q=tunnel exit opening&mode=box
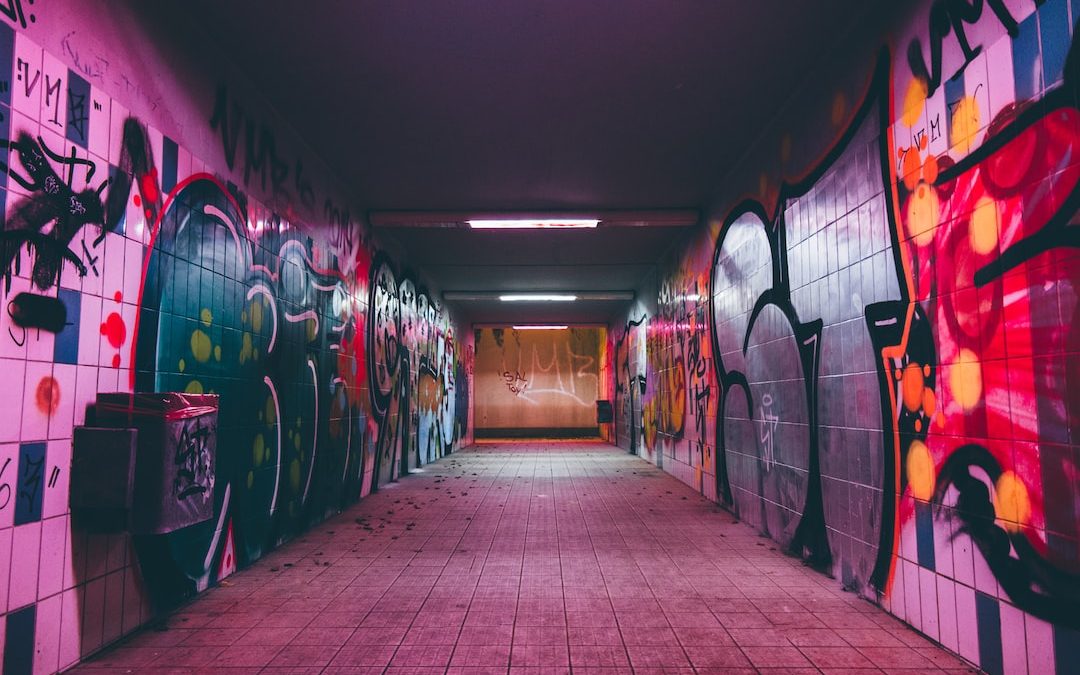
[472,324,608,440]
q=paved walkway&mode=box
[74,441,977,674]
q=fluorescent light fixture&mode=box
[468,219,599,229]
[513,325,568,330]
[499,294,578,302]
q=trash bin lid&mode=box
[97,393,219,420]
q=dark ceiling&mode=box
[164,1,882,325]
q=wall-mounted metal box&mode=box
[89,393,219,534]
[70,426,138,532]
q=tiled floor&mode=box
[73,441,978,674]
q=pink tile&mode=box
[999,601,1027,675]
[9,521,42,610]
[37,515,67,600]
[42,440,71,519]
[33,593,62,675]
[936,575,959,653]
[57,587,82,670]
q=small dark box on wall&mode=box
[70,427,138,532]
[93,393,219,534]
[596,400,613,424]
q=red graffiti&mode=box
[101,312,126,349]
[897,100,1080,583]
[35,376,60,415]
[140,168,160,204]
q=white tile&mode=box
[919,565,940,641]
[0,278,30,361]
[99,236,126,344]
[21,360,52,442]
[122,238,145,305]
[47,364,76,441]
[932,509,955,578]
[87,86,111,162]
[0,360,26,444]
[952,526,976,587]
[57,588,81,670]
[76,292,102,367]
[39,51,67,134]
[106,99,129,167]
[1025,612,1055,675]
[12,31,43,119]
[63,528,85,591]
[985,32,1017,126]
[9,520,42,609]
[1000,601,1028,675]
[0,443,15,529]
[24,314,56,365]
[889,555,906,622]
[95,365,118,393]
[936,574,959,653]
[72,364,99,428]
[32,592,62,675]
[37,514,67,600]
[955,583,980,665]
[0,527,11,613]
[903,558,923,631]
[972,539,1000,596]
[42,439,70,519]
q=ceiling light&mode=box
[499,294,578,302]
[513,325,568,330]
[468,219,599,229]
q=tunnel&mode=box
[1,1,1078,673]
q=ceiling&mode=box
[155,0,884,325]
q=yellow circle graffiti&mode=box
[949,348,982,411]
[902,77,928,128]
[970,196,1000,255]
[253,433,265,467]
[994,471,1031,532]
[906,440,935,501]
[190,329,213,363]
[905,182,940,246]
[951,96,981,154]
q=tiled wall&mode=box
[612,1,1080,672]
[0,4,471,674]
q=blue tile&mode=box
[52,287,81,364]
[65,69,91,148]
[1040,0,1071,88]
[2,603,35,675]
[914,499,936,570]
[1013,11,1043,101]
[944,74,966,150]
[0,21,13,109]
[975,591,1004,675]
[14,442,45,526]
[162,135,178,193]
[1054,624,1080,675]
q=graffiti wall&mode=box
[0,3,470,674]
[615,1,1080,672]
[474,327,602,436]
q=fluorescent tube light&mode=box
[468,219,599,229]
[499,294,578,302]
[512,325,568,330]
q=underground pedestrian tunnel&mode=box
[2,1,1078,673]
